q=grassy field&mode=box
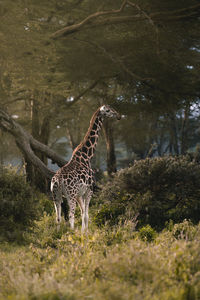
[1,216,200,300]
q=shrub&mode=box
[94,156,200,229]
[0,166,42,241]
[39,192,54,215]
[138,224,157,242]
[31,214,69,248]
[172,219,197,241]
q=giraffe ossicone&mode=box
[51,104,121,232]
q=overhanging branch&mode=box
[51,0,127,38]
[51,2,200,39]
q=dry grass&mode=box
[0,217,200,300]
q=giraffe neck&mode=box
[72,110,103,165]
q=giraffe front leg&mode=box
[69,212,75,230]
[77,196,86,233]
[81,207,86,233]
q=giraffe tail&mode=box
[50,177,60,201]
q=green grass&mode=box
[1,217,200,300]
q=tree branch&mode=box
[67,79,100,107]
[16,139,54,180]
[72,37,152,82]
[51,2,200,39]
[51,0,127,38]
[0,109,67,179]
[29,137,67,167]
[70,37,200,98]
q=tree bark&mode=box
[169,113,179,155]
[103,119,117,176]
[66,125,77,150]
[30,99,51,191]
[180,105,190,155]
[0,109,67,181]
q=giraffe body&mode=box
[51,105,120,231]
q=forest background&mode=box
[0,0,200,190]
[1,1,200,299]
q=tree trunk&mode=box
[25,99,51,191]
[0,108,67,183]
[103,119,117,176]
[169,113,179,155]
[66,124,77,150]
[180,105,190,155]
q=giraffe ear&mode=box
[100,105,106,112]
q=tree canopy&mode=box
[0,0,200,187]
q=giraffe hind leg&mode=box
[78,192,92,233]
[62,188,76,230]
[51,180,62,223]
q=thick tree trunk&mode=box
[24,159,34,183]
[25,99,40,186]
[169,113,179,155]
[180,105,190,155]
[40,115,51,163]
[66,125,77,150]
[30,99,51,191]
[0,109,67,182]
[103,119,117,176]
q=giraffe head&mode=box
[99,105,121,120]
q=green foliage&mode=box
[172,219,198,241]
[93,201,128,227]
[0,167,51,242]
[1,0,200,174]
[1,218,200,300]
[94,156,200,229]
[38,193,54,216]
[138,224,157,242]
[31,214,69,248]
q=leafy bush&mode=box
[172,219,198,241]
[0,167,42,241]
[39,192,54,215]
[94,156,200,229]
[31,214,69,248]
[138,224,157,242]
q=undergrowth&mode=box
[1,216,200,300]
[1,164,200,299]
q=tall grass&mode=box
[1,217,200,300]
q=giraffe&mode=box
[51,105,121,232]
